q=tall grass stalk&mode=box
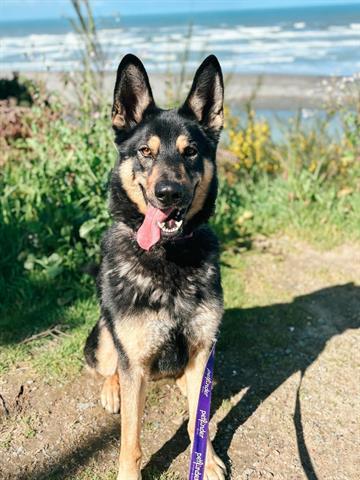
[64,0,107,115]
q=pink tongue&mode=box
[136,206,171,251]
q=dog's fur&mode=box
[84,54,226,480]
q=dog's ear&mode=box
[180,55,224,139]
[112,54,155,130]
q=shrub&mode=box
[223,73,360,185]
[0,104,112,303]
[224,105,278,181]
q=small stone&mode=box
[77,401,95,411]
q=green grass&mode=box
[0,284,99,377]
[213,173,360,249]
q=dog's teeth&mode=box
[157,219,183,234]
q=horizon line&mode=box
[1,2,359,24]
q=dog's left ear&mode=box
[112,54,155,131]
[180,55,224,139]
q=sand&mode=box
[2,70,330,110]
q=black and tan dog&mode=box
[84,54,226,480]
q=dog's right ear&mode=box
[180,55,224,140]
[112,54,155,131]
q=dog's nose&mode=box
[155,181,183,205]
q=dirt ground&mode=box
[1,237,359,480]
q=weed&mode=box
[164,23,195,108]
[22,415,37,439]
[146,383,162,408]
[63,0,107,116]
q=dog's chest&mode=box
[104,253,222,376]
[115,299,221,378]
[105,253,216,316]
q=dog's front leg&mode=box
[185,349,226,480]
[117,366,146,480]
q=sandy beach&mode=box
[2,71,330,110]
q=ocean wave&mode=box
[2,36,358,60]
[3,23,359,48]
[294,22,306,29]
[1,21,359,75]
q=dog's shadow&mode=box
[143,282,359,480]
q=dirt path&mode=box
[1,237,359,480]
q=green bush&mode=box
[0,106,113,307]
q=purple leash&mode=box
[188,342,216,480]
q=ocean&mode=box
[1,4,359,75]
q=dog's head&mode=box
[109,54,224,250]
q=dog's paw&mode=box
[205,453,226,480]
[100,375,120,414]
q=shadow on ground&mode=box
[16,283,360,480]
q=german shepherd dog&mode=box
[84,54,226,480]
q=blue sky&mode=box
[1,0,359,22]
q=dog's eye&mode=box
[139,146,152,157]
[183,146,197,157]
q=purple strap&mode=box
[188,343,216,480]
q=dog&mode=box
[84,53,226,480]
